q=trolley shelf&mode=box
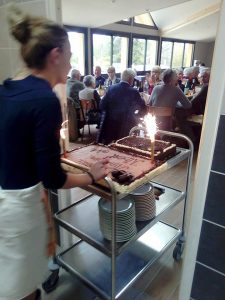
[57,221,181,300]
[54,182,185,256]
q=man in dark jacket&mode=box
[98,68,147,144]
[94,66,105,88]
[66,69,84,139]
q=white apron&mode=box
[0,183,48,300]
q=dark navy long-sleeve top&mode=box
[0,75,67,189]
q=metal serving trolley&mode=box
[54,129,194,300]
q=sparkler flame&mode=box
[143,113,157,142]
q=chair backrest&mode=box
[79,99,94,113]
[79,99,100,125]
[148,106,173,117]
[148,106,174,131]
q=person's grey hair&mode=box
[199,67,210,76]
[183,67,194,77]
[83,75,95,87]
[107,66,115,73]
[162,69,177,84]
[95,65,101,71]
[175,68,183,75]
[71,69,80,79]
[151,65,161,73]
[121,68,136,82]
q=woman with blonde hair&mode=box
[0,5,108,300]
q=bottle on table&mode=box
[191,79,196,94]
[184,80,189,96]
[143,80,148,93]
[138,81,143,93]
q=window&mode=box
[132,37,158,71]
[112,36,129,73]
[93,34,111,74]
[132,38,145,71]
[183,43,194,68]
[160,41,172,69]
[134,12,156,28]
[146,40,158,70]
[68,32,85,75]
[160,40,194,69]
[172,42,184,68]
[92,33,129,73]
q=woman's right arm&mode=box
[62,159,109,188]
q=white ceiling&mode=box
[61,0,221,42]
[152,0,221,42]
[61,0,191,27]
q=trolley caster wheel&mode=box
[173,243,184,261]
[42,269,59,293]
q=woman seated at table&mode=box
[79,75,101,108]
[149,69,191,130]
[79,75,101,127]
[147,65,162,95]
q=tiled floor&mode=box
[42,127,197,300]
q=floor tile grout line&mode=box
[211,169,225,176]
[196,261,225,278]
[203,218,225,230]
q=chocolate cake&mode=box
[113,136,176,160]
[61,143,169,193]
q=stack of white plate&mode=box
[98,198,137,242]
[129,183,156,221]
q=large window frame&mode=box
[64,25,88,75]
[160,38,195,69]
[131,34,160,73]
[91,29,130,74]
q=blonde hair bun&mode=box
[7,4,31,44]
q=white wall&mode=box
[0,0,62,84]
[194,41,215,67]
[179,0,225,298]
[0,0,46,83]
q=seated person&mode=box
[150,69,191,131]
[191,68,210,115]
[67,69,84,108]
[79,75,101,127]
[183,67,195,91]
[105,66,120,87]
[147,65,162,95]
[67,69,84,139]
[98,68,147,145]
[79,75,101,108]
[150,69,191,109]
[94,66,105,88]
[183,67,199,93]
[175,68,185,92]
[192,66,200,86]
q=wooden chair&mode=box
[67,97,79,142]
[79,99,99,140]
[148,106,174,131]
